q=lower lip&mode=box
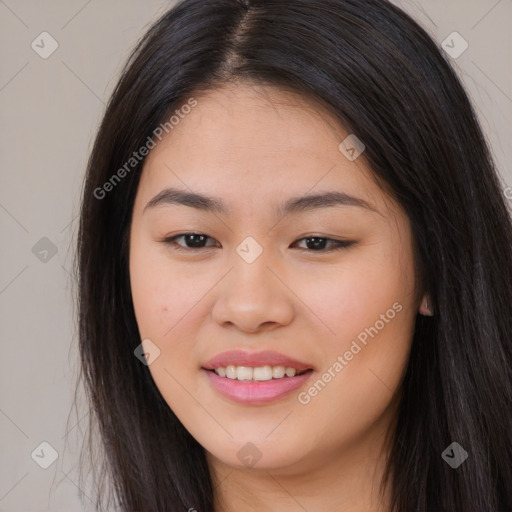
[203,369,313,405]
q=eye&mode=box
[162,233,219,251]
[292,236,355,252]
[161,233,355,252]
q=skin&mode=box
[129,82,424,512]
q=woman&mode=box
[75,0,512,510]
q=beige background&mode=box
[0,1,510,510]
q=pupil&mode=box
[187,234,206,247]
[307,237,326,250]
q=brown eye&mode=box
[162,233,219,251]
[292,237,355,252]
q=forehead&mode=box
[136,83,392,217]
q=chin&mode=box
[202,433,311,472]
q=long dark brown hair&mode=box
[74,0,512,510]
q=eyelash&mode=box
[161,233,356,253]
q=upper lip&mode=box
[202,350,314,372]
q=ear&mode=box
[419,294,434,316]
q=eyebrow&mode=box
[143,187,380,217]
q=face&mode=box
[129,83,419,475]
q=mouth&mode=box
[202,367,314,405]
[201,350,315,405]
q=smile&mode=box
[203,367,314,405]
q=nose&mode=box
[210,252,295,334]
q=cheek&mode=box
[302,246,415,346]
[294,272,415,445]
[129,240,219,388]
[129,238,192,341]
[129,247,206,401]
[299,239,416,399]
[130,252,171,338]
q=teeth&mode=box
[226,365,237,379]
[253,366,273,381]
[236,366,253,381]
[213,365,304,381]
[272,366,286,379]
[285,367,296,377]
